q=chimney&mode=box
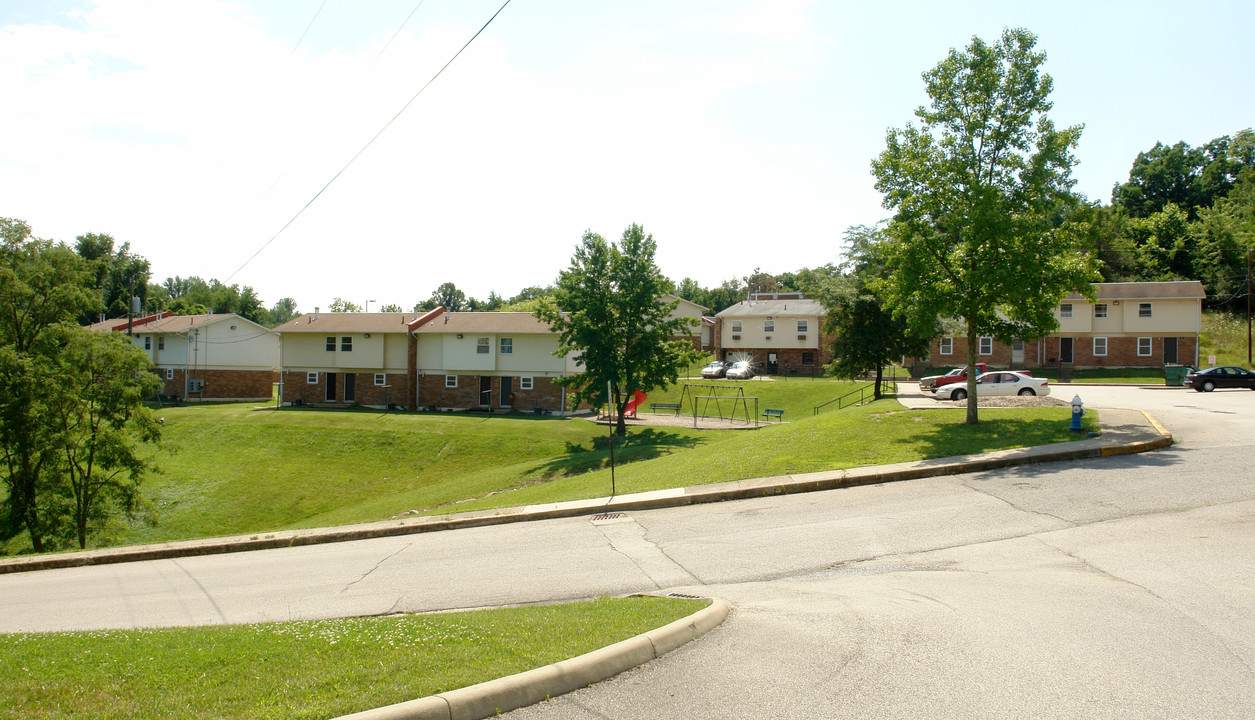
[314,307,319,321]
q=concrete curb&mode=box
[0,412,1174,576]
[332,597,730,720]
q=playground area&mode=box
[593,383,780,430]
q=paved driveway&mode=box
[2,386,1252,718]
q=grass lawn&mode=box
[0,595,705,720]
[2,377,1098,554]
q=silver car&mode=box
[725,361,755,380]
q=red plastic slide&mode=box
[623,389,648,417]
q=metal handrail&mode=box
[813,375,905,416]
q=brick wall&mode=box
[925,335,1197,369]
[281,371,409,407]
[416,374,574,413]
[162,369,276,400]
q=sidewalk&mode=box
[0,400,1172,576]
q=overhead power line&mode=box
[376,0,429,61]
[292,0,330,53]
[226,0,514,283]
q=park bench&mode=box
[761,408,785,422]
[650,402,682,415]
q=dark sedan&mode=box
[1184,365,1255,392]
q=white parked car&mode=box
[725,361,755,380]
[933,371,1050,401]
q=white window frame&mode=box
[158,337,165,350]
[1093,337,1107,356]
[1138,303,1153,318]
[520,376,534,390]
[797,320,808,333]
[731,320,742,333]
[1137,337,1152,356]
[307,372,319,384]
[1060,303,1073,319]
[325,336,336,352]
[477,338,490,354]
[340,336,352,352]
[1094,303,1108,319]
[940,337,953,355]
[445,375,458,388]
[165,368,174,380]
[979,337,993,355]
[764,319,775,333]
[143,336,151,350]
[374,373,386,386]
[500,337,513,354]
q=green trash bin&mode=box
[1164,364,1186,386]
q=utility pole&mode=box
[1247,248,1251,366]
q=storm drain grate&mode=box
[667,593,704,599]
[592,513,624,521]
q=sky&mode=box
[3,0,1254,314]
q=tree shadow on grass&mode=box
[529,429,704,479]
[882,411,1102,461]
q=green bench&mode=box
[650,402,682,414]
[761,408,784,422]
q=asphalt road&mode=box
[2,385,1252,718]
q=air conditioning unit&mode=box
[798,334,807,340]
[731,335,741,340]
[765,336,772,340]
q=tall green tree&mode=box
[537,225,704,435]
[870,28,1097,423]
[430,282,467,312]
[48,329,162,548]
[821,226,933,398]
[328,298,362,313]
[1,219,100,551]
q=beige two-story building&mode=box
[275,311,417,407]
[712,293,830,374]
[410,311,580,414]
[922,281,1206,370]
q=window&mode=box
[764,319,775,333]
[1094,303,1108,319]
[797,320,808,333]
[731,320,742,333]
[979,337,993,355]
[1093,337,1107,356]
[340,336,352,352]
[1060,303,1073,318]
[500,337,513,354]
[307,372,319,384]
[1138,303,1152,318]
[165,368,174,380]
[445,375,458,388]
[802,352,815,366]
[940,337,953,355]
[477,338,490,354]
[1138,337,1152,356]
[520,377,534,390]
[158,337,165,350]
[326,336,335,352]
[143,336,151,350]
[374,373,386,386]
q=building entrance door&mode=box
[767,352,778,374]
[501,377,513,408]
[1164,337,1178,364]
[479,376,492,407]
[344,374,355,403]
[325,373,337,402]
[1059,338,1074,364]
